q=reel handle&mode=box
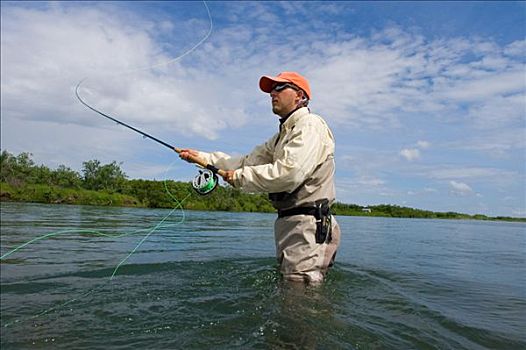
[174,147,227,177]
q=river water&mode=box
[1,202,525,349]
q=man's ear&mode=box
[297,90,308,105]
[296,90,305,102]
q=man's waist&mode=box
[277,206,318,218]
[277,199,331,218]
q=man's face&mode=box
[270,83,302,117]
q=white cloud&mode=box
[335,176,387,196]
[0,3,249,143]
[400,148,420,161]
[3,4,524,139]
[417,140,431,149]
[449,180,474,196]
[406,164,521,193]
[357,177,386,187]
[426,166,516,180]
[399,141,430,162]
[504,40,526,57]
[511,208,526,217]
[467,93,525,129]
[444,129,525,159]
[408,187,438,196]
[307,35,526,130]
[1,2,524,217]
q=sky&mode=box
[1,1,525,217]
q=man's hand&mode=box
[179,148,235,186]
[178,148,199,162]
[222,170,235,186]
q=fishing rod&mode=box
[75,81,224,195]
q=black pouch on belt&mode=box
[314,199,332,244]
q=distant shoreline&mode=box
[1,151,524,223]
[2,183,524,223]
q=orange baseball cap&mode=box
[259,72,311,99]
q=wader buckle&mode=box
[314,199,332,244]
[277,199,332,244]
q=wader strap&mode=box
[277,199,332,244]
[277,206,317,218]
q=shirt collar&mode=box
[279,107,310,129]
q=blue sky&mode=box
[1,1,525,217]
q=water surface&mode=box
[1,202,525,349]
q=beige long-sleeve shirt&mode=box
[198,107,335,195]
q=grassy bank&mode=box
[0,181,276,213]
[2,151,524,222]
[0,182,142,207]
[1,182,524,222]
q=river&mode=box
[1,202,525,349]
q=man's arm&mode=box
[232,118,333,193]
[180,133,278,176]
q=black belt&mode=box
[277,199,332,244]
[277,206,318,218]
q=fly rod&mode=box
[75,80,224,195]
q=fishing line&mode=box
[1,171,192,328]
[74,2,222,194]
[80,1,213,81]
[109,182,191,279]
[1,1,215,328]
[75,80,221,195]
[74,0,213,151]
[0,179,189,261]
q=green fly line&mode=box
[0,1,214,328]
[1,175,191,328]
[0,177,189,268]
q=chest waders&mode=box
[276,199,333,244]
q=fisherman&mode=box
[180,72,341,284]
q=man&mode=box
[180,72,341,284]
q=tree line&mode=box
[1,150,523,221]
[0,150,275,212]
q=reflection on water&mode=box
[1,202,525,349]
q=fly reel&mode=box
[192,169,218,195]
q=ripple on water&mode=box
[1,203,525,349]
[2,258,524,349]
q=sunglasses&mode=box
[271,83,299,93]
